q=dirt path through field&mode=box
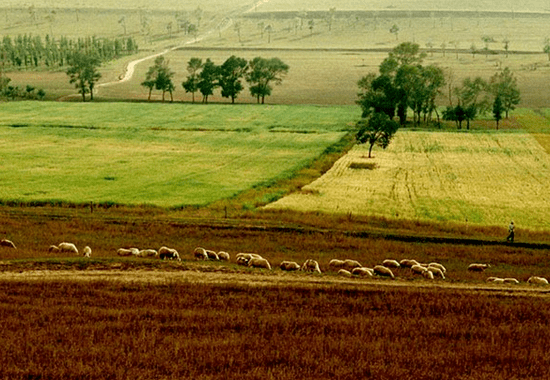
[2,268,549,298]
[96,0,271,90]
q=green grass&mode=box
[0,101,357,207]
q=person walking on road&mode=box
[507,221,515,243]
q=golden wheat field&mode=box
[266,131,550,230]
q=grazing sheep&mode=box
[352,267,374,277]
[0,239,16,249]
[486,277,505,284]
[411,264,428,275]
[422,270,434,280]
[280,261,301,271]
[138,249,158,258]
[236,256,249,266]
[468,263,490,272]
[343,259,362,270]
[399,259,420,268]
[301,259,322,274]
[193,247,209,260]
[428,262,447,273]
[205,249,220,261]
[248,257,272,270]
[117,248,135,257]
[528,276,549,285]
[48,245,60,253]
[382,259,401,268]
[328,259,346,270]
[217,251,230,261]
[158,246,181,261]
[374,265,395,279]
[58,242,78,255]
[338,269,352,278]
[82,246,92,258]
[503,278,519,284]
[236,253,263,261]
[427,266,445,280]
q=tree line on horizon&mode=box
[141,55,289,104]
[0,34,138,70]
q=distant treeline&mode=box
[244,10,550,20]
[0,34,138,70]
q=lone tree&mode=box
[493,95,505,130]
[219,55,248,103]
[356,112,399,158]
[66,51,102,101]
[246,57,289,104]
[490,67,520,118]
[197,58,219,103]
[182,57,203,103]
[141,56,175,101]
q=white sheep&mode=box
[236,253,263,262]
[373,265,394,279]
[503,278,519,284]
[158,246,181,261]
[486,277,505,284]
[399,259,420,268]
[428,262,447,273]
[338,269,352,278]
[382,259,400,268]
[411,264,428,275]
[280,261,301,271]
[0,239,16,249]
[301,259,322,274]
[343,259,362,270]
[468,263,490,272]
[422,270,434,280]
[48,245,60,253]
[82,246,92,258]
[138,249,158,258]
[193,247,209,260]
[236,256,249,266]
[117,248,134,256]
[205,249,220,261]
[217,251,230,261]
[328,259,346,270]
[248,257,272,270]
[351,267,374,277]
[527,276,549,285]
[58,242,78,255]
[427,266,445,280]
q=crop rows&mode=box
[267,131,550,230]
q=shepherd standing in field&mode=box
[507,221,515,243]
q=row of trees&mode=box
[356,42,521,155]
[141,55,289,104]
[0,73,46,101]
[443,67,520,130]
[0,34,138,70]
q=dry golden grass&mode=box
[266,131,550,230]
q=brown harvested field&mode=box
[1,275,550,379]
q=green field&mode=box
[0,102,356,207]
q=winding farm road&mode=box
[96,0,271,92]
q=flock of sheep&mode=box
[0,238,548,286]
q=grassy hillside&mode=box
[267,127,550,230]
[0,102,357,207]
